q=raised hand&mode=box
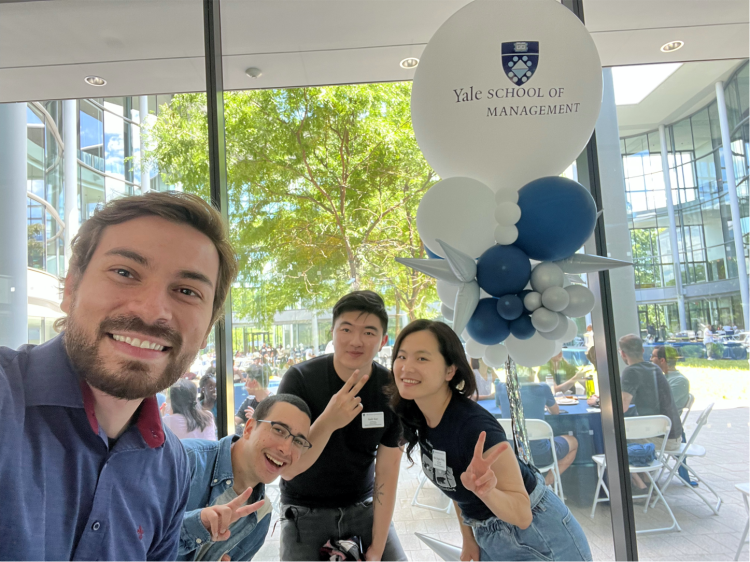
[460,432,510,500]
[200,487,264,542]
[321,369,369,430]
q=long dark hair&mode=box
[386,319,477,462]
[169,379,213,432]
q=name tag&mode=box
[433,450,447,471]
[362,412,385,428]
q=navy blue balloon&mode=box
[496,294,523,321]
[510,315,536,340]
[467,298,510,346]
[514,176,598,261]
[518,289,533,314]
[476,245,531,297]
[424,246,442,260]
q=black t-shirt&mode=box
[418,394,537,521]
[235,397,260,424]
[621,361,682,439]
[278,355,402,508]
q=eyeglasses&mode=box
[255,420,312,451]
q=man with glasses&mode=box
[178,393,313,561]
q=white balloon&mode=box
[494,202,522,226]
[410,0,603,192]
[495,188,519,204]
[441,303,454,321]
[562,318,579,343]
[553,338,564,356]
[531,262,565,293]
[483,344,509,368]
[437,280,459,305]
[505,333,557,368]
[523,291,542,312]
[541,286,570,312]
[465,338,488,358]
[531,307,559,332]
[417,177,497,258]
[562,284,596,317]
[539,313,570,340]
[494,224,518,245]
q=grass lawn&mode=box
[678,359,749,405]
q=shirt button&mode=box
[92,522,101,531]
[196,538,202,544]
[226,480,232,486]
[213,479,218,483]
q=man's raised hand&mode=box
[200,487,264,542]
[460,432,510,500]
[321,369,369,430]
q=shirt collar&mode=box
[211,434,240,486]
[25,333,165,449]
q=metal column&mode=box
[203,0,234,437]
[658,124,687,331]
[63,99,79,274]
[715,81,750,330]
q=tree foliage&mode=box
[146,84,439,326]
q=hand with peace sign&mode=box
[460,432,511,500]
[320,369,370,431]
[200,487,265,542]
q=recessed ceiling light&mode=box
[245,67,262,79]
[660,41,684,53]
[84,75,107,87]
[400,57,419,69]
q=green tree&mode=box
[146,84,438,326]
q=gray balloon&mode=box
[531,307,559,332]
[441,303,454,321]
[530,262,565,293]
[541,286,570,312]
[523,291,542,312]
[562,284,596,317]
[539,313,571,340]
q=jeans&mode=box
[465,473,592,561]
[279,500,407,561]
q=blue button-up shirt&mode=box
[179,435,272,561]
[0,335,190,560]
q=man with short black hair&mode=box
[278,291,406,561]
[0,191,238,560]
[179,394,312,561]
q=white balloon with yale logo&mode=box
[410,0,602,192]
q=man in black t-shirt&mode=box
[278,291,406,561]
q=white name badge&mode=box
[433,450,447,471]
[362,412,385,429]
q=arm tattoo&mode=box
[373,482,385,506]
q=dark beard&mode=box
[64,313,194,400]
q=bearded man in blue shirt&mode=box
[0,192,240,560]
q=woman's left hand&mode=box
[460,432,509,500]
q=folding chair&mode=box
[734,483,749,561]
[411,461,453,514]
[681,393,695,426]
[653,402,722,515]
[526,419,565,503]
[264,476,282,516]
[590,415,681,534]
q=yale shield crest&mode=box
[501,41,539,85]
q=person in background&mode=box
[235,369,271,433]
[471,358,496,401]
[178,394,313,561]
[583,325,594,350]
[389,319,591,561]
[537,352,585,394]
[164,380,217,441]
[703,324,715,358]
[199,373,218,423]
[277,291,406,561]
[0,191,238,559]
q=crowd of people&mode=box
[0,191,700,562]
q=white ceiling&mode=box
[0,0,747,104]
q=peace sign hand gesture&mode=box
[200,487,265,542]
[460,432,510,500]
[321,369,369,431]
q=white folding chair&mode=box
[264,476,282,516]
[681,393,695,426]
[653,402,722,514]
[734,483,749,561]
[411,461,453,514]
[590,415,681,534]
[526,419,565,503]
